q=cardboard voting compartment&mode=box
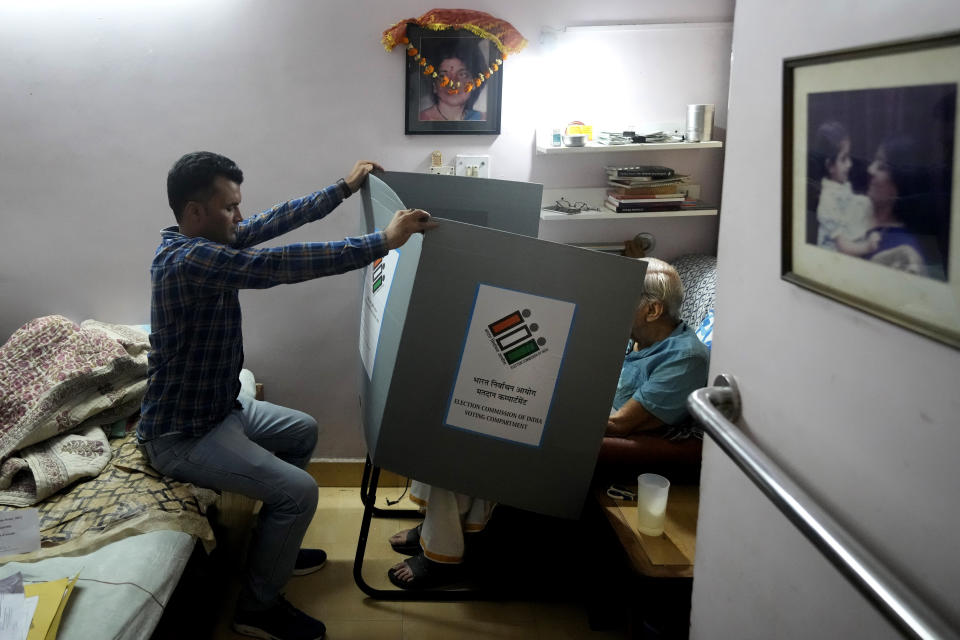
[358,173,647,519]
[376,171,543,238]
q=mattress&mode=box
[0,530,195,640]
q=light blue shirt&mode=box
[611,322,710,425]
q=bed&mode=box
[0,530,196,639]
[0,315,252,639]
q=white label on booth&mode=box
[444,284,576,446]
[359,247,400,379]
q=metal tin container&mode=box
[686,104,715,142]
[562,134,587,147]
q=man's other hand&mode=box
[384,209,439,250]
[345,161,384,193]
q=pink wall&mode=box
[0,0,734,457]
[693,0,960,637]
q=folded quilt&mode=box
[0,316,149,460]
[0,316,149,506]
[0,316,218,556]
[0,425,112,506]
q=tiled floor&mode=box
[205,487,629,640]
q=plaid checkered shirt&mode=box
[137,184,387,441]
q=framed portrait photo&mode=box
[782,32,960,348]
[404,25,502,135]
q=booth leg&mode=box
[360,455,420,519]
[352,457,498,601]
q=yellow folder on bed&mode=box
[23,573,78,640]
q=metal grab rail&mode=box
[687,375,959,640]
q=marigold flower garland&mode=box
[402,35,507,94]
[382,9,526,94]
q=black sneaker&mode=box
[233,595,326,640]
[292,548,327,576]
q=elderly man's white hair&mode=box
[639,258,684,323]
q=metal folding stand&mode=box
[352,455,496,601]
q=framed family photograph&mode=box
[404,25,503,135]
[782,32,960,348]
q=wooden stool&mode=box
[591,484,699,637]
[594,484,698,579]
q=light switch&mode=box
[455,154,490,178]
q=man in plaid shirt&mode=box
[139,151,434,640]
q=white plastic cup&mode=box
[636,473,671,536]
[686,104,715,142]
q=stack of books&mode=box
[604,165,697,213]
[607,165,675,180]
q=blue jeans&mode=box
[143,396,319,610]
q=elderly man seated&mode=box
[387,257,710,589]
[604,256,710,445]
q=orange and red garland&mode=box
[382,9,527,95]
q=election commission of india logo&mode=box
[371,258,386,294]
[485,309,547,368]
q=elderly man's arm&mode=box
[606,398,664,438]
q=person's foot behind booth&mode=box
[386,522,477,590]
[388,552,468,590]
[384,482,494,590]
[385,508,587,595]
[388,523,423,556]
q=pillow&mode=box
[672,254,717,329]
[695,308,714,350]
[239,369,258,399]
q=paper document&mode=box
[0,573,24,594]
[43,574,78,640]
[0,571,78,640]
[359,247,400,379]
[0,588,38,640]
[0,509,41,558]
[358,175,410,379]
[24,577,71,640]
